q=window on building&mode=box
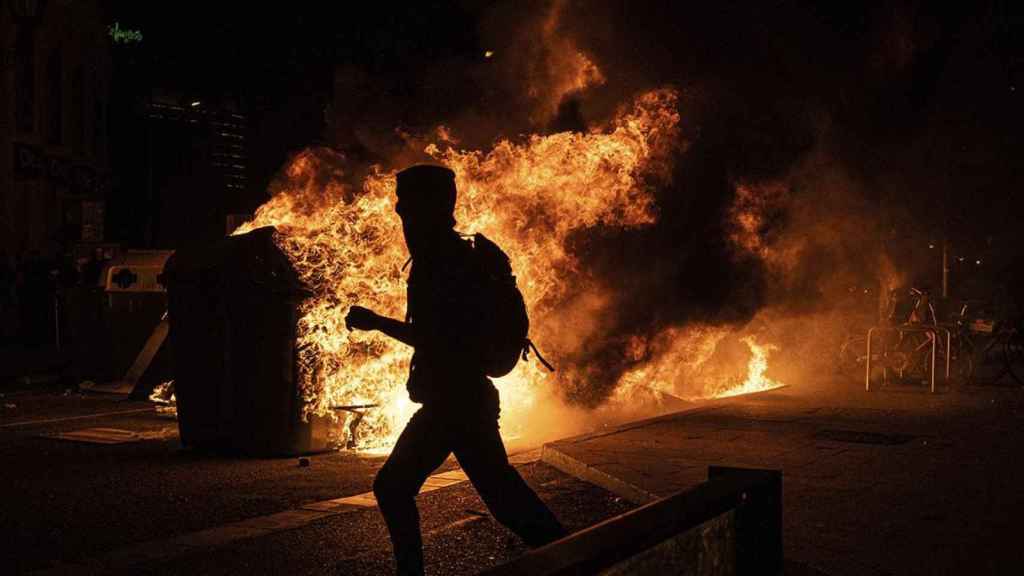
[15,27,36,133]
[47,48,63,145]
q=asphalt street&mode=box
[0,391,634,575]
[10,378,1021,575]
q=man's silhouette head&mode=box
[395,164,458,257]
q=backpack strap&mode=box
[523,339,555,372]
[403,256,413,323]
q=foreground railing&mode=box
[481,466,782,576]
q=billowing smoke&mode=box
[250,1,1019,435]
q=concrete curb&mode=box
[540,443,657,504]
[550,385,788,449]
[539,386,788,504]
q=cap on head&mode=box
[395,164,457,223]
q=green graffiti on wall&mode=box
[108,22,143,44]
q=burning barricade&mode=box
[159,87,785,455]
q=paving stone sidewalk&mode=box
[541,385,1024,576]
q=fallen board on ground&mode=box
[42,426,179,445]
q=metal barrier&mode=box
[866,325,951,393]
[480,467,782,576]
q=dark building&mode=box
[149,98,250,239]
[107,90,251,249]
[1,0,112,257]
[4,2,339,256]
[100,6,331,251]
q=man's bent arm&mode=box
[375,316,416,347]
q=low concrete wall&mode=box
[481,467,781,576]
[600,509,736,576]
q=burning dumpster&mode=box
[161,226,333,456]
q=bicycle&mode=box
[959,314,1024,386]
[846,287,964,389]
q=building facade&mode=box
[132,92,250,248]
[2,0,112,258]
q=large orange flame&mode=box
[235,89,682,448]
[610,324,783,406]
[230,77,798,450]
[231,86,790,449]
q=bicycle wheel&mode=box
[838,336,867,376]
[944,332,975,383]
[895,331,934,385]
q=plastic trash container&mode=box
[161,226,332,455]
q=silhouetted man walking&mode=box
[345,165,565,575]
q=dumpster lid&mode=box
[161,227,310,297]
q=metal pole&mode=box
[945,329,951,381]
[866,327,876,391]
[942,239,950,299]
[930,329,937,393]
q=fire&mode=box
[230,84,789,449]
[526,0,606,124]
[611,325,727,403]
[729,182,787,258]
[719,336,782,398]
[149,380,177,417]
[610,326,782,405]
[606,179,792,406]
[235,89,681,449]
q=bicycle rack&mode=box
[866,325,951,393]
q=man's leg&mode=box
[373,408,452,576]
[453,416,566,547]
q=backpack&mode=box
[464,233,554,378]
